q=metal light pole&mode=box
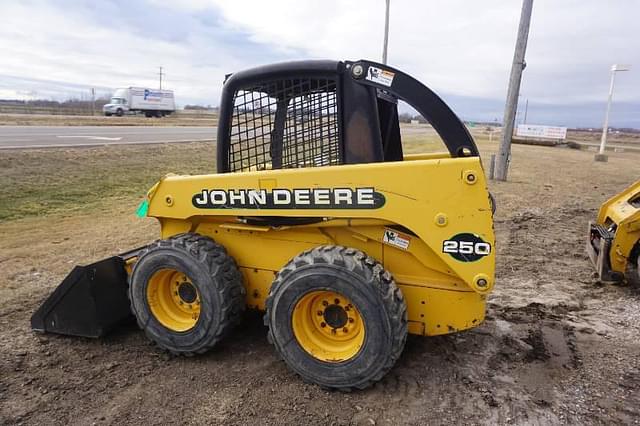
[494,0,534,181]
[595,64,630,162]
[382,0,390,64]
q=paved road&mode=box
[0,126,217,149]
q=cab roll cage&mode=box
[217,59,478,173]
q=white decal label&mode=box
[366,66,395,87]
[383,229,411,250]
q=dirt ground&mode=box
[0,141,639,425]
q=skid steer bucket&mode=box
[31,249,141,338]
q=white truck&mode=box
[103,87,175,117]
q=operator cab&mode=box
[216,60,478,173]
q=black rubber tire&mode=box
[265,245,407,390]
[115,108,123,117]
[129,233,245,355]
[145,112,153,118]
[489,192,497,215]
[625,243,640,288]
[104,113,112,117]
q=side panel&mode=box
[147,157,495,292]
[182,222,486,336]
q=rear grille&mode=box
[228,78,340,172]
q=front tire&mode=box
[129,233,245,355]
[265,245,407,390]
[115,108,123,117]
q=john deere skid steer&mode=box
[32,59,495,390]
[587,180,640,286]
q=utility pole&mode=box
[523,98,529,124]
[595,64,631,162]
[91,88,95,116]
[158,66,164,90]
[494,0,534,181]
[382,0,390,64]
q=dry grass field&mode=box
[0,133,638,425]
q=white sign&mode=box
[516,124,567,140]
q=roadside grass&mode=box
[0,112,218,127]
[0,142,217,221]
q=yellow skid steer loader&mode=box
[587,180,640,286]
[32,59,495,390]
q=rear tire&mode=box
[625,243,640,288]
[129,233,245,355]
[265,245,407,390]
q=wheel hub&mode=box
[178,282,197,304]
[146,269,201,332]
[292,290,365,362]
[323,304,348,329]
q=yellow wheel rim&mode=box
[146,269,201,332]
[291,290,365,362]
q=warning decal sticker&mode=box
[383,229,411,250]
[366,66,395,87]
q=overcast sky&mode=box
[0,0,638,127]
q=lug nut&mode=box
[320,322,326,328]
[477,278,488,288]
[322,300,329,306]
[348,318,355,323]
[317,310,323,316]
[343,328,349,333]
[334,298,340,304]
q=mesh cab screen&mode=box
[228,78,340,172]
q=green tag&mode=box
[136,199,149,218]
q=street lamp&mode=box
[382,0,390,64]
[595,64,631,162]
